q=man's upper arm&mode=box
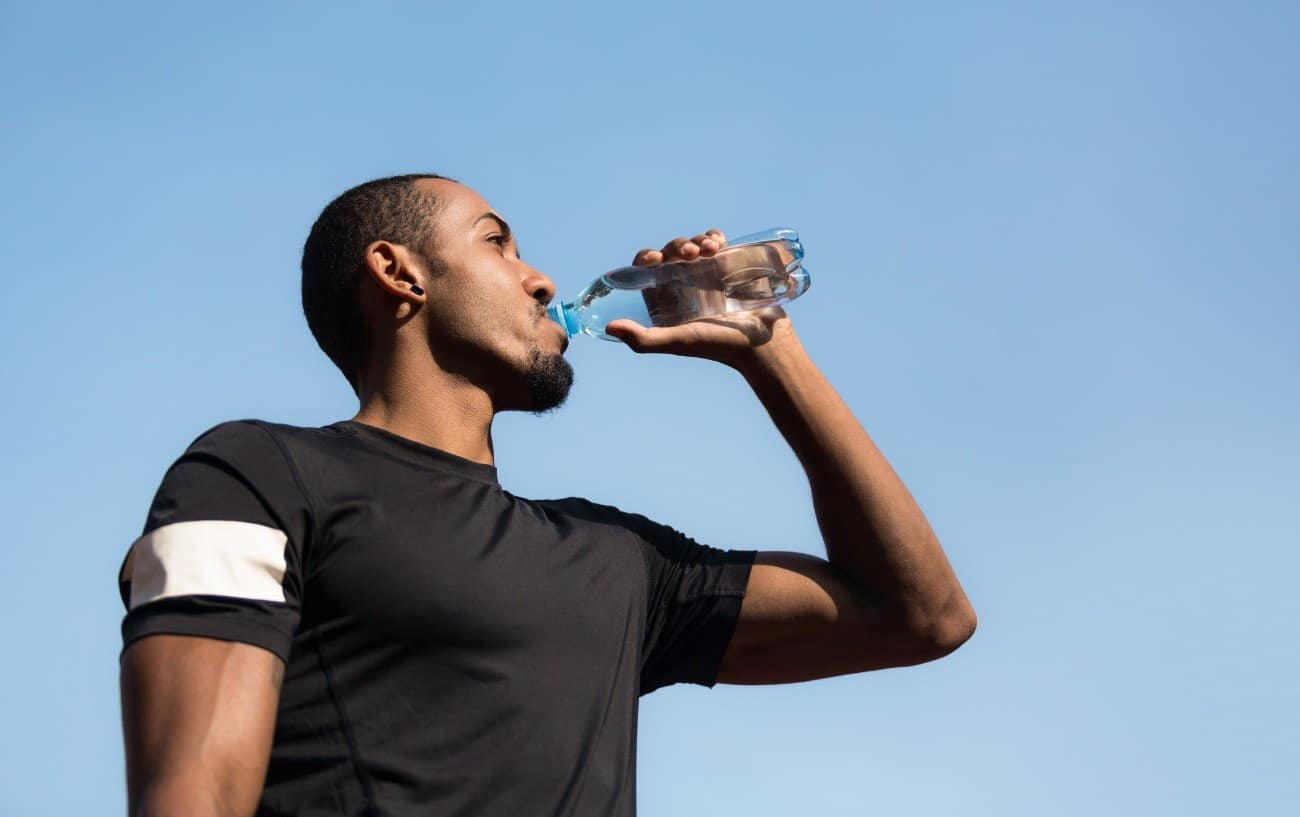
[116,420,312,813]
[716,551,974,685]
[118,421,310,660]
[121,634,282,817]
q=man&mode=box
[117,173,976,816]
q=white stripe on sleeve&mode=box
[123,520,289,609]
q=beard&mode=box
[524,347,574,414]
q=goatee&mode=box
[525,348,574,414]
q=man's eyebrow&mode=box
[472,212,522,259]
[473,212,513,241]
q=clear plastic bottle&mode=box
[547,227,810,341]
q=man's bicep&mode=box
[715,551,947,685]
[121,634,282,817]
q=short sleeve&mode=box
[117,420,314,663]
[615,511,756,695]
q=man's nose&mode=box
[523,267,557,306]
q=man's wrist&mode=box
[731,318,806,382]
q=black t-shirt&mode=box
[117,419,756,816]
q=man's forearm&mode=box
[734,322,976,648]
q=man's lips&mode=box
[538,307,569,352]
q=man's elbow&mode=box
[928,608,977,656]
[935,608,977,653]
[896,600,977,661]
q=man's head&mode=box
[301,174,573,412]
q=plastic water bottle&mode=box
[547,227,810,341]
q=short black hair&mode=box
[301,173,456,395]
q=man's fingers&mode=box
[632,248,663,266]
[605,320,714,356]
[662,237,690,254]
[660,237,699,260]
[637,229,727,265]
[603,320,681,354]
[603,320,652,351]
[692,229,726,255]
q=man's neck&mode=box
[351,373,497,467]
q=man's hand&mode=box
[603,229,792,369]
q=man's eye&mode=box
[487,234,506,246]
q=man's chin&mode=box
[524,351,574,414]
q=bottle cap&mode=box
[547,302,581,337]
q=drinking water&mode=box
[547,228,810,341]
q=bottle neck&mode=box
[547,301,581,337]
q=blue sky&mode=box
[2,2,1297,814]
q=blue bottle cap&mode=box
[547,302,581,337]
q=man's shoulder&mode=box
[168,418,356,492]
[531,495,679,544]
[534,494,633,522]
[182,417,348,454]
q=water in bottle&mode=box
[547,227,810,341]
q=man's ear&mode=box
[362,240,424,301]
